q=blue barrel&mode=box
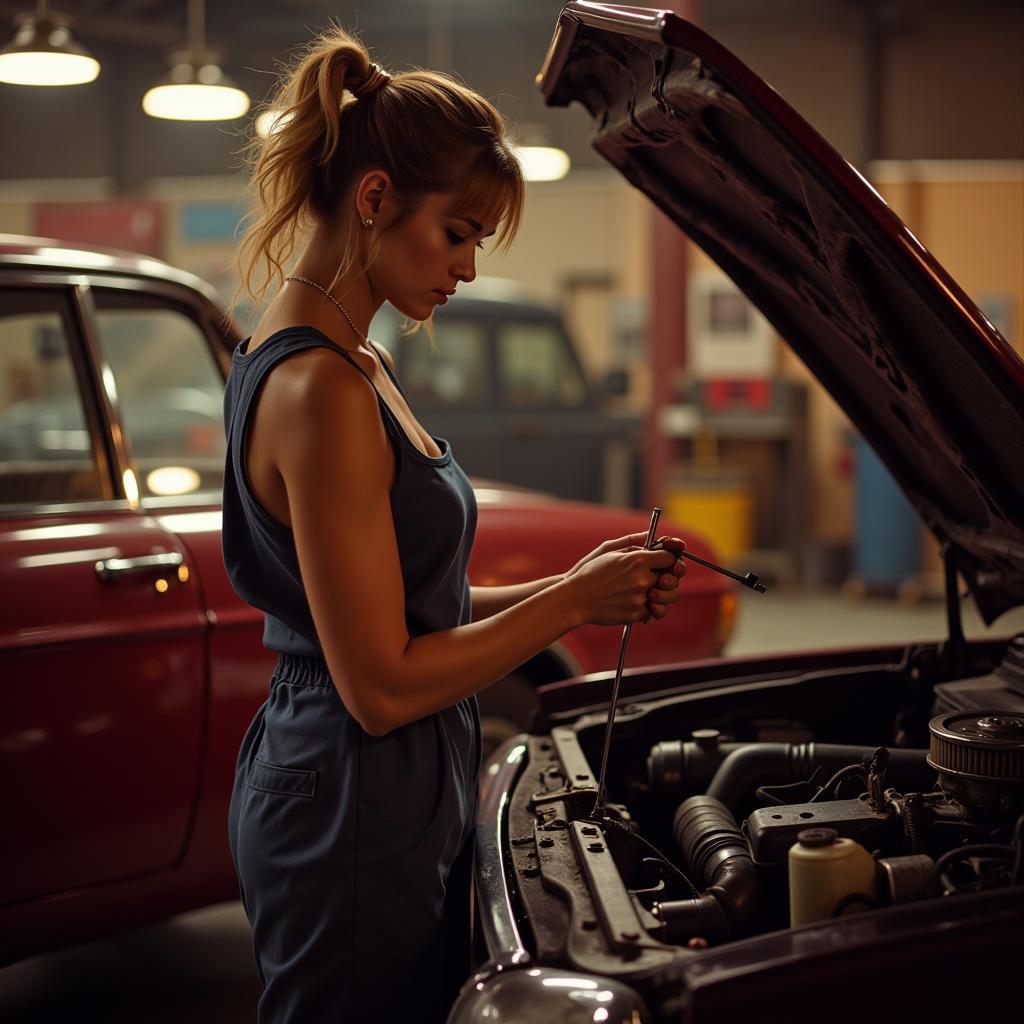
[853,435,921,589]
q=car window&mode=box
[401,320,488,406]
[0,290,107,507]
[91,291,225,502]
[497,320,587,408]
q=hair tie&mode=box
[356,62,391,99]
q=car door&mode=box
[0,280,206,904]
[87,282,278,890]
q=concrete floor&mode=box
[727,587,1024,656]
[0,903,259,1023]
[2,591,1021,1021]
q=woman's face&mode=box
[368,190,497,320]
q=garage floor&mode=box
[2,592,1021,1022]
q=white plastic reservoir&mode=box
[788,827,878,926]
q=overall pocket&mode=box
[247,757,318,799]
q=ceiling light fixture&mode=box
[254,108,293,139]
[511,122,571,182]
[513,145,572,182]
[142,0,249,122]
[0,0,99,87]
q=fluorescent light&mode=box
[143,81,249,121]
[0,5,99,86]
[146,465,202,496]
[143,50,249,121]
[143,1,249,122]
[143,80,249,121]
[513,145,571,182]
[0,49,98,85]
[255,108,293,139]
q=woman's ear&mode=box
[355,169,392,223]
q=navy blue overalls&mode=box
[221,326,481,1023]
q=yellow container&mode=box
[663,477,752,562]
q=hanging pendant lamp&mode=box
[509,123,571,182]
[142,0,249,121]
[0,0,99,87]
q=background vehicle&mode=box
[370,277,641,506]
[452,5,1024,1020]
[0,234,728,965]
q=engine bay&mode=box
[501,634,1024,999]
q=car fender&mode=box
[447,966,650,1024]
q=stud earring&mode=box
[364,218,373,227]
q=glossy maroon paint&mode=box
[0,509,205,904]
[0,236,728,964]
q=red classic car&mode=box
[451,5,1024,1023]
[0,233,729,964]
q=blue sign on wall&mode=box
[181,203,245,243]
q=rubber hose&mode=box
[705,743,932,809]
[656,796,760,945]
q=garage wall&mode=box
[871,162,1024,357]
[701,3,1024,166]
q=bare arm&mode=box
[471,533,688,623]
[269,351,674,736]
[470,576,563,621]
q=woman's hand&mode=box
[564,534,687,627]
[639,535,687,624]
[565,533,687,623]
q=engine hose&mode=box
[704,743,933,810]
[655,796,760,945]
[648,739,933,803]
[925,843,1015,898]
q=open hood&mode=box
[539,2,1024,623]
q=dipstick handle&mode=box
[650,542,767,593]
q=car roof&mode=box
[0,233,223,306]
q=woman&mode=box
[222,25,687,1024]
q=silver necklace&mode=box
[286,274,368,345]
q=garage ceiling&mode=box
[1,0,1018,59]
[0,0,1020,184]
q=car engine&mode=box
[648,698,1022,945]
[501,633,1024,996]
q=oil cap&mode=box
[796,827,838,847]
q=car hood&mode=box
[538,2,1024,623]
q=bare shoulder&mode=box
[257,348,388,463]
[262,347,370,415]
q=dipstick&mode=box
[592,506,662,818]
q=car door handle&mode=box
[94,552,185,582]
